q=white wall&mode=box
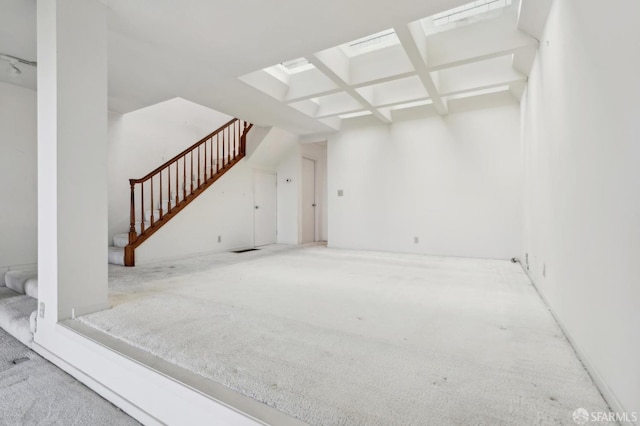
[108,97,233,242]
[0,82,37,272]
[522,0,640,416]
[274,146,300,245]
[245,126,304,246]
[134,162,254,264]
[328,104,522,259]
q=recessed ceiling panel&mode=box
[315,92,364,118]
[357,75,428,107]
[437,54,524,95]
[349,44,415,87]
[426,12,537,70]
[285,68,340,102]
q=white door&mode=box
[254,170,277,247]
[301,158,316,243]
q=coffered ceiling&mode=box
[0,0,552,135]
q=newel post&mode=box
[128,180,138,244]
[241,121,248,155]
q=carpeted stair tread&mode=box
[0,289,37,346]
[4,270,37,295]
[113,233,129,248]
[0,286,21,301]
[134,222,152,235]
[108,247,125,266]
[24,278,38,299]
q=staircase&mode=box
[110,118,253,266]
[1,269,38,346]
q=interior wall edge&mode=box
[519,264,634,425]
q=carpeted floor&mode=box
[0,327,139,426]
[79,245,614,425]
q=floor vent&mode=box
[231,248,259,253]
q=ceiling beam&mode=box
[394,23,448,115]
[306,53,392,124]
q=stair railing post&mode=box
[128,180,138,244]
[190,150,194,194]
[167,165,171,214]
[183,155,187,201]
[159,170,163,220]
[227,126,231,164]
[140,181,145,234]
[197,145,201,188]
[150,177,154,226]
[175,160,179,206]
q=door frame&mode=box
[252,169,277,247]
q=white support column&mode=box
[37,0,109,325]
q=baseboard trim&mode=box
[520,264,636,426]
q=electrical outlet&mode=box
[39,302,45,318]
[217,235,221,243]
[414,236,419,244]
[337,189,344,197]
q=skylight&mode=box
[339,111,372,119]
[446,85,509,100]
[433,0,512,25]
[341,29,399,57]
[390,100,433,111]
[279,57,314,74]
[421,0,512,35]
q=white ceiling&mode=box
[0,0,550,135]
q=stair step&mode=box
[4,269,37,295]
[144,209,160,222]
[0,287,38,346]
[113,233,129,248]
[24,277,38,299]
[108,247,125,266]
[134,222,153,234]
[158,199,177,212]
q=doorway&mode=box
[253,170,277,247]
[301,157,316,243]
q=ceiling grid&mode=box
[240,0,538,129]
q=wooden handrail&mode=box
[124,118,253,266]
[130,118,240,184]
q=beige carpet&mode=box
[79,245,613,425]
